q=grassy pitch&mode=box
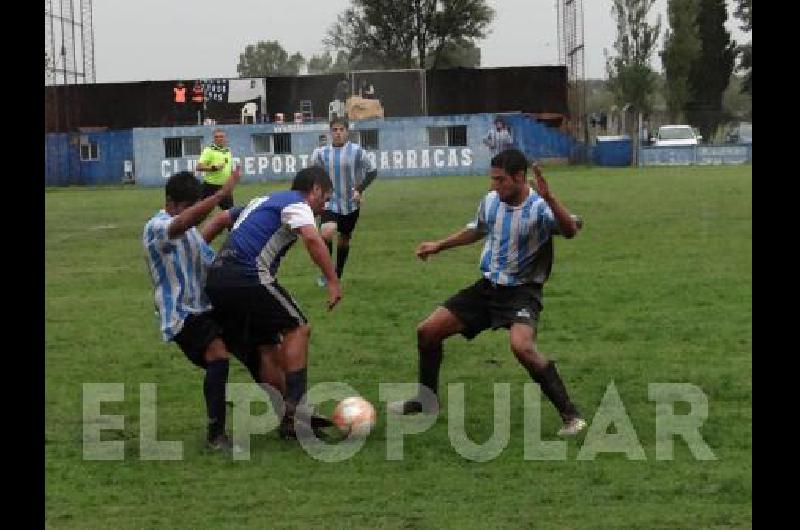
[45,165,751,528]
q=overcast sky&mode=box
[91,0,749,83]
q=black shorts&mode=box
[320,209,360,237]
[443,278,544,340]
[206,276,307,351]
[201,182,234,211]
[172,312,223,368]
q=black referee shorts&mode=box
[201,182,234,211]
[320,209,360,237]
[443,278,544,340]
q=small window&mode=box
[447,125,467,147]
[358,129,379,150]
[273,133,292,154]
[164,137,183,158]
[252,134,273,154]
[428,127,447,146]
[183,137,203,156]
[164,136,203,158]
[80,141,99,161]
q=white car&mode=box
[653,125,701,147]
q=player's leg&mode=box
[388,307,469,415]
[201,337,234,449]
[390,280,492,415]
[334,210,360,279]
[173,312,235,452]
[508,324,585,436]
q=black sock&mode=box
[204,359,229,441]
[418,345,443,399]
[325,239,333,258]
[336,245,350,278]
[527,361,579,421]
[285,368,307,409]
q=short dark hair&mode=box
[291,166,333,193]
[330,116,349,129]
[165,171,201,204]
[494,117,505,126]
[490,149,528,177]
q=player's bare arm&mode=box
[167,168,241,239]
[296,224,342,310]
[416,227,485,260]
[200,210,234,243]
[531,164,579,239]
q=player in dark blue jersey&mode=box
[205,166,341,438]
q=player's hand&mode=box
[220,166,241,196]
[531,163,552,201]
[326,280,342,311]
[416,241,440,261]
[352,188,362,204]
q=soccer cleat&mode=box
[316,275,328,288]
[206,434,243,455]
[387,399,439,415]
[557,417,587,437]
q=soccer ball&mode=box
[332,396,376,438]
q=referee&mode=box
[197,129,234,210]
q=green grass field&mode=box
[45,165,752,529]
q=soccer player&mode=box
[142,169,241,452]
[197,129,234,211]
[311,117,378,285]
[205,166,341,438]
[389,149,588,436]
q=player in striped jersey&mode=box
[389,149,587,436]
[205,166,341,439]
[311,117,378,286]
[143,169,241,453]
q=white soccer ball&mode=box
[332,396,376,438]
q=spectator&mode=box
[483,118,514,157]
[191,81,205,124]
[173,81,187,124]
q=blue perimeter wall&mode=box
[46,113,578,186]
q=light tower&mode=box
[557,0,586,147]
[45,0,95,86]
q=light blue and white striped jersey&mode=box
[484,128,514,157]
[311,141,377,215]
[143,210,217,341]
[468,188,557,286]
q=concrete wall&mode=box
[639,144,752,166]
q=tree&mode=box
[661,0,701,122]
[425,38,481,68]
[734,0,751,95]
[307,50,351,75]
[685,0,736,141]
[604,0,662,114]
[325,0,493,70]
[236,41,306,77]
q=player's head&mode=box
[292,166,333,214]
[495,118,505,131]
[490,149,528,203]
[212,129,226,147]
[329,116,349,146]
[164,171,201,214]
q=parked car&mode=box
[653,125,702,147]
